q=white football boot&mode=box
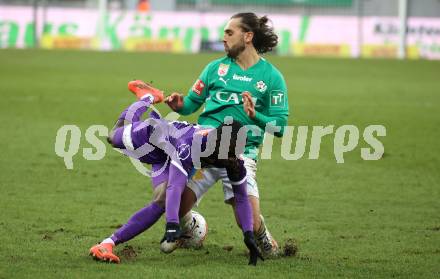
[160,211,193,253]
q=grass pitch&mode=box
[0,49,439,278]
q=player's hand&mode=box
[242,91,256,119]
[161,222,182,243]
[165,92,184,112]
[244,231,264,266]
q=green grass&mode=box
[0,49,439,278]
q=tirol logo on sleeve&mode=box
[270,90,286,108]
[192,79,205,95]
[218,63,230,77]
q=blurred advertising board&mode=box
[1,6,439,59]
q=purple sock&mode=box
[232,181,253,233]
[165,167,187,224]
[111,201,164,245]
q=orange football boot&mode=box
[89,243,120,263]
[128,80,164,103]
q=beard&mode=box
[225,40,245,59]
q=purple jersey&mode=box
[126,117,199,171]
[113,98,252,232]
[116,102,209,224]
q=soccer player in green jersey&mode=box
[166,13,289,257]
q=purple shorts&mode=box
[151,161,170,188]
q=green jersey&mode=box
[181,56,289,159]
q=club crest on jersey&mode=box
[255,80,267,93]
[192,79,205,95]
[218,63,230,77]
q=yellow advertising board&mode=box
[293,43,351,58]
[361,45,420,59]
[41,35,99,50]
[123,38,184,53]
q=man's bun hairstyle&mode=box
[231,12,278,54]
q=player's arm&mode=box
[166,93,205,115]
[243,92,288,137]
[165,63,212,114]
[226,159,264,265]
[243,69,289,137]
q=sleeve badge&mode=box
[192,79,205,95]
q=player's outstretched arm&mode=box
[165,93,204,116]
[165,92,184,111]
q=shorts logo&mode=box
[192,79,205,95]
[177,144,191,160]
[218,63,230,77]
[270,90,285,108]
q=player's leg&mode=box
[90,187,166,263]
[128,80,164,103]
[90,164,169,263]
[159,168,213,254]
[179,187,198,221]
[159,169,221,253]
[229,196,261,231]
[90,82,166,263]
[179,168,222,220]
[110,187,166,242]
[222,157,280,258]
[107,80,164,147]
[229,197,279,257]
[159,186,199,254]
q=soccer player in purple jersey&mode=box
[89,80,263,265]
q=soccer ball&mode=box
[180,210,208,249]
[160,210,208,253]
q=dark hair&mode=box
[231,12,278,54]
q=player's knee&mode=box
[152,192,166,207]
[155,200,165,208]
[154,198,165,208]
[152,183,167,208]
[153,192,166,207]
